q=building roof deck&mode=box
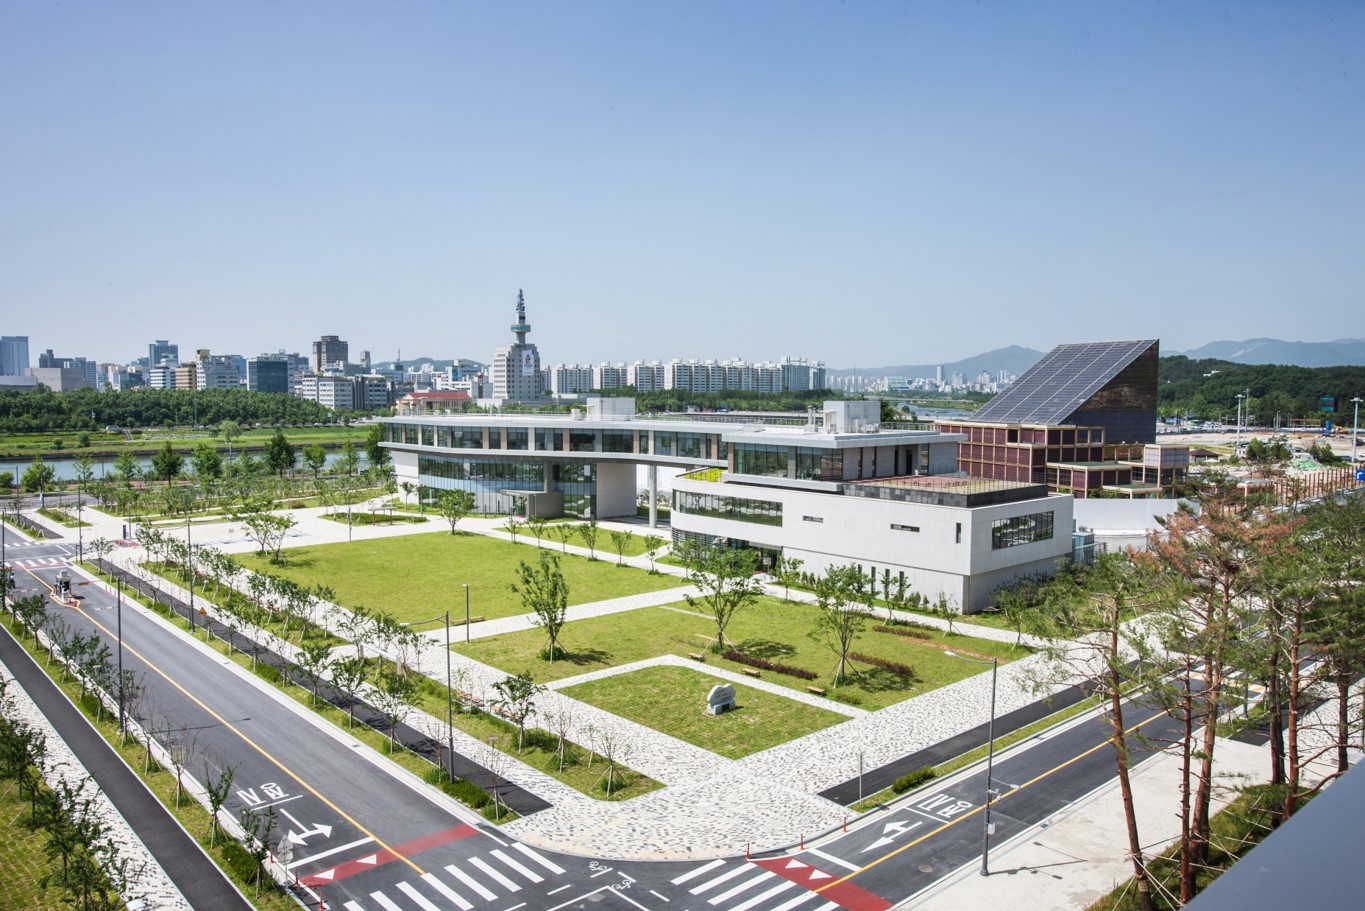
[842,473,1050,508]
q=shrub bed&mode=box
[892,767,937,794]
[721,650,818,680]
[849,651,915,676]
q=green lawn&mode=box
[562,665,848,758]
[238,533,683,625]
[461,597,1027,709]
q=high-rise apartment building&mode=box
[313,335,349,373]
[1,337,31,376]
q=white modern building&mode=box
[381,398,1072,612]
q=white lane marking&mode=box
[398,881,443,911]
[470,856,521,891]
[446,864,499,901]
[672,859,726,885]
[804,848,861,873]
[491,849,544,883]
[343,902,365,911]
[649,889,670,902]
[709,872,775,905]
[512,842,567,875]
[371,892,404,911]
[547,885,573,896]
[689,865,751,895]
[422,872,472,910]
[729,879,798,911]
[285,836,375,870]
[768,890,823,911]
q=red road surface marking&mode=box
[752,858,891,911]
[299,825,478,886]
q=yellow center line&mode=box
[816,705,1169,891]
[21,565,425,875]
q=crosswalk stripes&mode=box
[512,841,565,875]
[671,859,726,885]
[468,856,521,891]
[445,863,498,901]
[690,865,754,894]
[421,872,472,910]
[710,870,776,905]
[328,843,568,911]
[489,849,543,883]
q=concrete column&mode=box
[648,464,658,528]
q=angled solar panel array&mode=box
[969,339,1158,426]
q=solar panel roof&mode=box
[969,339,1158,426]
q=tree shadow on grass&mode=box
[554,648,611,668]
[731,638,796,660]
[854,666,918,693]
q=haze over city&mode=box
[3,3,1362,366]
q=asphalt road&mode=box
[7,548,1186,911]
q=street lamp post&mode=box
[116,573,125,733]
[404,611,455,782]
[464,584,470,644]
[186,505,195,632]
[946,651,1000,876]
[1352,397,1362,474]
[1235,393,1245,454]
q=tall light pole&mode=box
[116,573,125,733]
[1235,393,1245,454]
[404,611,455,781]
[464,584,470,644]
[947,652,1000,876]
[186,501,195,632]
[1352,397,1362,473]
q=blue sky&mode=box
[2,2,1361,369]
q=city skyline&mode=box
[3,4,1361,365]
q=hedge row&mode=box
[720,651,818,681]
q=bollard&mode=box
[800,833,804,850]
[843,816,847,833]
[745,842,750,860]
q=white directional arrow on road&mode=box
[861,819,924,853]
[280,807,335,846]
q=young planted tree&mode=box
[149,441,183,486]
[577,520,600,560]
[264,429,296,477]
[525,515,548,547]
[609,529,632,565]
[812,565,872,686]
[372,669,417,753]
[435,489,476,535]
[774,554,804,602]
[302,444,328,479]
[642,534,666,574]
[191,441,224,481]
[203,761,236,847]
[400,480,417,507]
[330,655,368,729]
[506,517,522,545]
[514,551,570,661]
[292,640,335,706]
[338,440,359,476]
[680,542,762,654]
[551,522,574,553]
[492,671,546,751]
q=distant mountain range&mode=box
[1173,338,1365,368]
[827,345,1045,380]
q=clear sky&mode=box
[3,2,1361,370]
